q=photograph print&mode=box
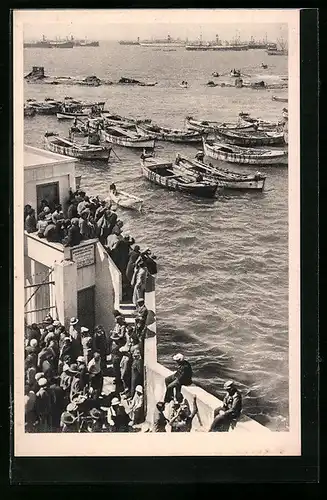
[13,8,300,457]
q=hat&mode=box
[135,385,143,394]
[90,408,101,420]
[67,363,79,375]
[111,397,120,406]
[43,207,51,214]
[77,356,85,363]
[46,325,55,331]
[119,345,130,353]
[70,317,79,325]
[224,380,235,390]
[137,298,145,304]
[80,327,89,333]
[38,377,47,387]
[30,339,38,347]
[173,353,184,362]
[53,321,61,327]
[35,372,44,381]
[61,412,76,425]
[110,331,122,341]
[64,336,72,343]
[72,394,87,405]
[67,402,78,412]
[71,218,79,225]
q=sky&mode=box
[17,9,290,43]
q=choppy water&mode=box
[24,42,288,430]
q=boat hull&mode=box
[203,140,288,165]
[136,124,202,143]
[57,111,90,120]
[272,95,288,103]
[140,161,218,199]
[100,130,155,149]
[109,192,143,211]
[215,130,285,147]
[178,159,266,191]
[185,117,254,133]
[45,137,111,160]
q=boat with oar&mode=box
[185,116,254,133]
[140,156,219,198]
[136,122,202,143]
[215,128,285,147]
[272,95,288,103]
[175,154,266,191]
[44,132,111,160]
[107,183,143,211]
[202,137,288,165]
[27,100,60,115]
[100,124,156,148]
[238,113,282,130]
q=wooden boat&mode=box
[272,95,288,103]
[136,122,202,143]
[230,69,241,77]
[57,108,91,120]
[44,132,111,160]
[140,157,218,198]
[175,155,266,191]
[108,186,143,211]
[100,125,156,148]
[238,113,282,130]
[24,105,36,117]
[212,72,220,77]
[185,116,254,133]
[203,138,288,165]
[28,102,59,115]
[179,82,188,88]
[206,81,218,87]
[215,128,285,147]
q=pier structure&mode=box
[23,145,271,433]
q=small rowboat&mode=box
[185,116,254,133]
[202,138,288,165]
[140,157,219,199]
[215,128,285,147]
[100,125,156,149]
[108,187,143,211]
[24,105,36,117]
[57,109,91,120]
[272,95,288,103]
[44,132,111,161]
[136,122,202,143]
[176,155,266,191]
[179,82,188,88]
[238,113,282,130]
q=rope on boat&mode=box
[111,148,122,161]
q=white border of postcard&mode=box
[13,8,301,457]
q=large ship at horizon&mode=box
[186,34,248,51]
[119,37,140,45]
[24,35,74,48]
[139,34,186,47]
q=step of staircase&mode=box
[118,302,136,324]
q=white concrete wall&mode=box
[24,174,70,212]
[25,233,64,269]
[94,242,115,335]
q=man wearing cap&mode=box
[69,317,83,361]
[132,261,147,305]
[152,402,168,432]
[81,327,93,364]
[64,217,82,247]
[164,354,193,404]
[35,378,53,432]
[87,352,103,397]
[209,381,242,432]
[127,385,144,425]
[126,245,141,284]
[58,337,74,375]
[107,397,131,432]
[135,298,148,333]
[169,396,198,432]
[119,345,132,395]
[110,316,127,351]
[92,326,108,371]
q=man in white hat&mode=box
[209,380,242,432]
[163,353,193,404]
[135,298,148,333]
[127,385,144,425]
[107,397,131,432]
[81,326,93,364]
[35,377,52,432]
[69,317,83,361]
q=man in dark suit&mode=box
[163,353,193,403]
[209,380,242,432]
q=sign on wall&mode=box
[71,244,95,269]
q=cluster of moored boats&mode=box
[26,96,288,204]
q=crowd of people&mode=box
[24,187,157,303]
[24,298,149,433]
